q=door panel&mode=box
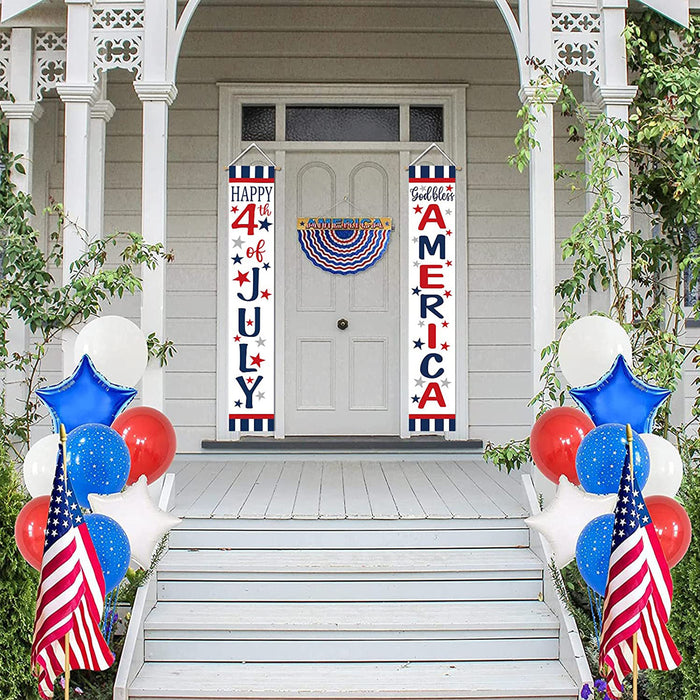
[285,151,399,435]
[349,338,388,410]
[297,339,336,409]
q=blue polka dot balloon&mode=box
[84,513,131,592]
[576,513,615,596]
[66,423,131,508]
[576,423,650,495]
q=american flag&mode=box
[599,448,682,697]
[30,448,114,699]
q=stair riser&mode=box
[169,528,529,550]
[145,628,557,641]
[157,579,543,602]
[131,696,578,700]
[144,637,560,663]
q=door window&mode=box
[241,104,444,142]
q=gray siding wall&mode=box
[36,2,588,451]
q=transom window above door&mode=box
[241,104,444,142]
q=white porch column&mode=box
[134,81,176,410]
[56,0,97,375]
[88,78,115,239]
[0,28,42,424]
[1,28,43,192]
[520,0,559,408]
[135,0,178,410]
[595,0,637,322]
[519,86,559,407]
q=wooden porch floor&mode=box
[168,458,529,520]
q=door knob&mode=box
[337,318,349,330]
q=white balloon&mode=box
[558,315,632,388]
[74,315,148,387]
[88,476,181,569]
[525,475,617,569]
[640,433,684,498]
[23,433,61,497]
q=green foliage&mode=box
[626,13,700,236]
[485,13,700,697]
[0,447,39,700]
[0,105,176,699]
[645,466,700,698]
[483,437,530,474]
[486,14,700,464]
[120,534,169,607]
[0,109,175,460]
[52,636,125,700]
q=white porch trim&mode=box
[216,84,468,441]
[87,77,114,240]
[0,27,41,422]
[519,86,558,410]
[135,81,177,410]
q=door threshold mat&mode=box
[201,436,484,453]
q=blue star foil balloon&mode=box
[569,354,671,434]
[66,423,131,508]
[576,423,650,494]
[36,354,137,434]
[575,513,615,596]
[83,513,131,593]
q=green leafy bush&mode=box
[646,466,700,698]
[0,447,39,700]
[0,102,175,699]
[485,12,700,698]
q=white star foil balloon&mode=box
[88,476,181,569]
[525,475,617,568]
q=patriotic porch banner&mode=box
[228,165,275,432]
[296,217,392,275]
[408,165,456,432]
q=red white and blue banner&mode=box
[228,165,275,432]
[297,217,392,275]
[408,164,456,433]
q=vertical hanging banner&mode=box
[228,165,275,432]
[408,164,456,432]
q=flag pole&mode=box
[633,631,639,700]
[59,424,70,700]
[626,424,639,700]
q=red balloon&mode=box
[112,406,177,484]
[647,495,692,568]
[530,407,595,485]
[15,495,50,570]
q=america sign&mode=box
[408,165,456,433]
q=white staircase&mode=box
[122,516,582,699]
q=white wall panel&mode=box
[38,2,598,449]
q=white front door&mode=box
[285,151,400,435]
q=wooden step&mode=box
[128,660,579,699]
[168,518,529,550]
[157,548,544,602]
[144,636,560,663]
[143,601,559,663]
[158,547,543,576]
[144,601,558,633]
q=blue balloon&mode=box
[37,354,136,434]
[570,354,671,434]
[67,423,131,508]
[84,513,131,593]
[576,423,650,494]
[576,513,615,596]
